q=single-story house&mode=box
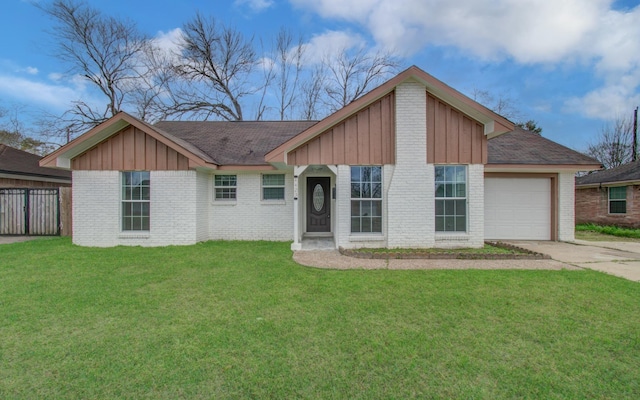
[575,160,640,227]
[40,66,600,248]
[1,144,71,188]
[1,144,72,236]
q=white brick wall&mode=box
[72,170,199,247]
[334,165,351,247]
[558,171,575,241]
[434,164,484,248]
[72,171,120,247]
[148,171,197,246]
[387,80,433,248]
[209,171,293,241]
[195,171,210,242]
[335,164,394,249]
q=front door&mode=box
[307,177,330,232]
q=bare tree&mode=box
[272,28,305,120]
[0,104,55,155]
[471,88,523,122]
[38,0,148,138]
[586,117,634,169]
[163,13,257,121]
[322,48,398,112]
[128,41,179,122]
[299,65,326,120]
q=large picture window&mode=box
[215,175,237,200]
[435,165,467,232]
[351,166,382,233]
[262,174,285,200]
[122,171,150,231]
[609,186,627,214]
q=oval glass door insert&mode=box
[313,184,324,212]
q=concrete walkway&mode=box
[295,239,640,282]
[506,240,640,282]
[0,236,43,245]
[294,250,577,271]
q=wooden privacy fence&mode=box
[0,188,71,236]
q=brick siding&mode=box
[576,184,640,228]
[209,171,293,241]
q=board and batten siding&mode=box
[288,92,395,165]
[427,93,487,164]
[71,126,190,171]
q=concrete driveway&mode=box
[506,240,640,282]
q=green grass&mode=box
[354,244,520,254]
[576,223,640,239]
[1,238,639,399]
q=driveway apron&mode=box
[506,240,640,282]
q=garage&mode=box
[484,177,552,240]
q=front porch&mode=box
[291,165,337,250]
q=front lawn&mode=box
[576,223,640,241]
[1,238,639,399]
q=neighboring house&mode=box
[575,161,640,227]
[1,144,72,236]
[0,144,71,188]
[40,66,600,248]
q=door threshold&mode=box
[303,232,333,238]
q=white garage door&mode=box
[484,178,551,240]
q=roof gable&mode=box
[265,65,515,164]
[40,112,217,170]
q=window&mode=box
[609,186,627,214]
[351,166,382,233]
[262,174,285,200]
[215,175,237,200]
[122,171,150,231]
[435,165,467,232]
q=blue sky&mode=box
[1,0,640,151]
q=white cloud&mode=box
[152,28,184,55]
[291,0,640,120]
[565,74,640,120]
[235,0,274,13]
[300,30,366,65]
[0,74,86,110]
[24,66,38,75]
[290,0,611,62]
[48,72,63,82]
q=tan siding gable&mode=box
[72,126,189,171]
[427,93,487,164]
[288,92,395,165]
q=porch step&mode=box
[300,236,335,251]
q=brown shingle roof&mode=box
[0,144,71,180]
[153,120,318,165]
[576,160,640,186]
[488,128,601,166]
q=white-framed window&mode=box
[214,175,237,200]
[262,174,285,200]
[609,186,627,214]
[435,165,467,232]
[122,171,150,231]
[351,166,382,233]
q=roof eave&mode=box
[486,163,602,173]
[576,178,640,188]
